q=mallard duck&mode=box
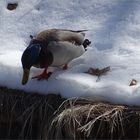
[21,29,91,85]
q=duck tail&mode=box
[70,29,88,33]
[75,30,88,32]
[83,39,91,51]
[62,29,88,33]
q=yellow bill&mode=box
[22,69,30,85]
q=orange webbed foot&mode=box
[32,69,52,80]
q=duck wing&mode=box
[36,29,87,45]
[59,29,88,33]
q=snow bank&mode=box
[1,0,140,106]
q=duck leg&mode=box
[63,64,68,70]
[32,68,52,80]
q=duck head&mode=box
[21,43,41,85]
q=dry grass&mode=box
[0,87,140,139]
[0,86,65,139]
[47,98,140,140]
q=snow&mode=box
[1,0,140,105]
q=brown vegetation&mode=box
[47,98,140,140]
[0,86,140,139]
[0,87,65,139]
[85,66,110,77]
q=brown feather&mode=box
[35,29,86,45]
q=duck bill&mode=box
[22,69,30,85]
